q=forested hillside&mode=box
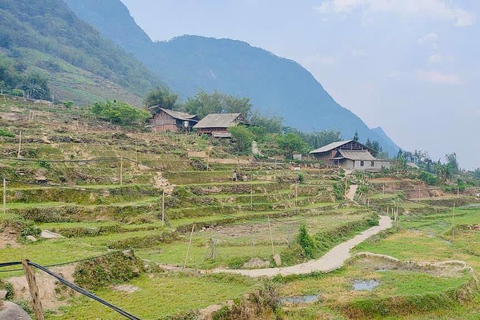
[64,0,401,156]
[0,0,161,105]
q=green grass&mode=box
[48,274,256,319]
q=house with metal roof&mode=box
[150,108,199,133]
[310,140,391,171]
[193,113,246,137]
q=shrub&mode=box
[73,250,145,290]
[297,224,316,259]
[0,128,15,137]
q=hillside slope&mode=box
[0,0,161,106]
[64,0,401,155]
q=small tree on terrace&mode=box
[276,133,308,159]
[228,125,254,154]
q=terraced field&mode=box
[0,97,478,320]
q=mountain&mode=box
[0,0,161,106]
[64,0,400,155]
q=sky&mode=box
[121,0,480,169]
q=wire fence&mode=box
[0,259,140,320]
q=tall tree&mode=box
[184,90,252,119]
[144,87,178,113]
[353,130,359,142]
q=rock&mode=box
[26,235,37,242]
[0,289,7,300]
[273,254,282,267]
[40,230,63,239]
[0,301,32,320]
[113,284,140,294]
[242,258,270,269]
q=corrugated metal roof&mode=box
[159,108,198,122]
[338,150,376,161]
[194,113,242,129]
[309,140,353,154]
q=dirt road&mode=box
[214,215,392,278]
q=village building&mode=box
[309,140,391,171]
[193,113,246,137]
[150,108,199,133]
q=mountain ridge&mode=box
[65,0,400,155]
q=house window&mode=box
[371,161,375,167]
[360,161,364,167]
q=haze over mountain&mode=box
[0,0,161,106]
[64,0,401,156]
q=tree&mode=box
[276,133,308,158]
[445,152,459,174]
[297,224,316,259]
[184,90,252,119]
[19,72,51,100]
[228,125,254,154]
[90,100,151,125]
[144,87,178,113]
[353,130,359,142]
[249,110,283,134]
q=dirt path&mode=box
[346,184,358,201]
[214,216,392,278]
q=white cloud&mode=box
[418,32,438,48]
[314,0,475,27]
[428,54,455,63]
[416,70,462,85]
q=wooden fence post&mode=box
[17,131,22,158]
[3,178,6,215]
[161,190,165,227]
[267,215,275,256]
[452,202,456,240]
[250,175,253,211]
[119,156,123,185]
[183,224,195,271]
[22,260,44,320]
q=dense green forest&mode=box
[0,0,161,103]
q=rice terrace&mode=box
[0,96,478,319]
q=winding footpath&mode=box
[214,215,392,278]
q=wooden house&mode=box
[193,113,246,137]
[310,140,391,171]
[150,108,199,133]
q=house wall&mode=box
[339,159,355,170]
[196,127,229,135]
[151,111,180,132]
[351,160,392,172]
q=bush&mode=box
[297,224,316,259]
[73,250,145,290]
[0,128,15,137]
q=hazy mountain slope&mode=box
[0,0,161,105]
[64,0,400,155]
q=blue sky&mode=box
[121,0,479,169]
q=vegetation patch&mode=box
[73,250,145,290]
[107,232,178,249]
